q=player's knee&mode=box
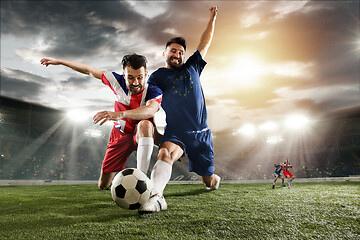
[137,120,154,136]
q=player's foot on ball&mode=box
[272,184,275,189]
[138,194,167,214]
[206,174,221,191]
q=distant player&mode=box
[282,158,298,189]
[272,163,285,189]
[40,54,162,190]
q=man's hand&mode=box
[93,111,123,126]
[210,6,218,19]
[40,57,61,67]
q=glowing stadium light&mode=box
[84,129,102,138]
[284,114,310,130]
[259,121,278,132]
[266,135,284,144]
[66,109,90,123]
[239,123,256,136]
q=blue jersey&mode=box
[274,164,282,174]
[148,50,208,132]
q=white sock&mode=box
[290,178,294,183]
[287,179,291,186]
[137,137,154,174]
[150,160,172,196]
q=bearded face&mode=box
[163,43,185,69]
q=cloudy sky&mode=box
[1,0,359,132]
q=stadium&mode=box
[1,0,359,239]
[1,95,359,239]
[1,95,359,183]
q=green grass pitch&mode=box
[0,182,359,239]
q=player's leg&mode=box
[98,171,116,190]
[98,128,137,190]
[273,174,279,189]
[189,129,219,190]
[290,175,295,182]
[283,171,291,188]
[151,141,183,196]
[139,141,183,214]
[201,174,220,190]
[281,176,285,187]
[135,120,155,175]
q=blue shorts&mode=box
[274,172,283,178]
[161,127,214,176]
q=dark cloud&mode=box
[0,70,44,101]
[60,76,94,89]
[1,1,359,120]
[1,1,150,58]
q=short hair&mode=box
[122,53,147,70]
[165,37,186,51]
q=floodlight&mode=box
[259,121,278,132]
[66,110,89,123]
[284,114,309,130]
[239,123,256,136]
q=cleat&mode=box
[272,184,275,189]
[206,174,221,191]
[138,194,167,214]
[282,184,286,187]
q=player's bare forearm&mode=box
[93,100,159,126]
[197,6,217,58]
[122,100,159,120]
[40,57,104,79]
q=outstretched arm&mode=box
[197,6,218,58]
[40,57,104,80]
[93,99,160,126]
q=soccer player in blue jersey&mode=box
[272,163,285,189]
[138,6,220,214]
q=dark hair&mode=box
[122,53,147,70]
[165,37,186,51]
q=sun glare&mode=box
[236,54,264,86]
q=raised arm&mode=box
[93,99,160,126]
[40,57,104,80]
[196,6,218,58]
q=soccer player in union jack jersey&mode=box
[281,158,298,189]
[138,6,220,214]
[40,54,162,190]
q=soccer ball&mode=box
[111,168,152,210]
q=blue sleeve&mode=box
[147,71,160,87]
[185,50,207,75]
[145,84,163,102]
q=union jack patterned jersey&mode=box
[101,71,162,134]
[282,162,293,171]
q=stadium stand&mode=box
[1,95,359,181]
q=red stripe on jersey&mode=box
[101,74,117,96]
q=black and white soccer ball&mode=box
[111,168,152,210]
